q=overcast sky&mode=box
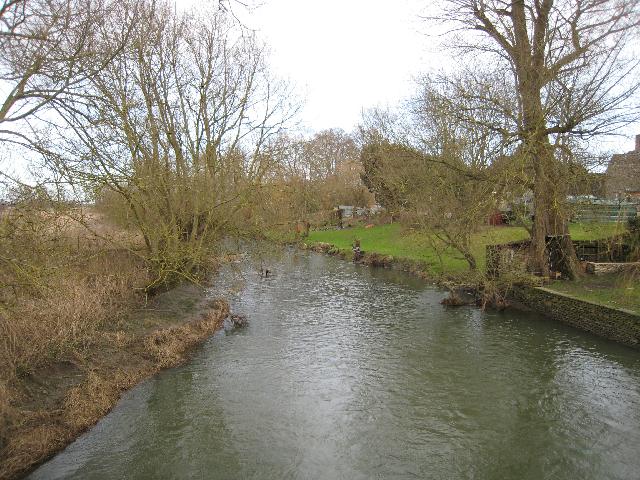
[229,0,638,154]
[241,0,436,133]
[3,0,638,185]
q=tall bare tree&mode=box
[0,0,135,148]
[359,81,520,271]
[47,0,296,287]
[431,0,640,277]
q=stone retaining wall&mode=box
[585,262,640,275]
[511,286,640,349]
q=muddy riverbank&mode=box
[0,284,230,480]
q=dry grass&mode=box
[0,202,150,376]
[1,426,68,477]
[144,299,228,368]
[0,297,229,480]
[0,205,148,478]
[0,249,150,382]
[63,370,141,430]
[0,382,11,452]
[0,202,233,479]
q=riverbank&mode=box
[302,231,640,349]
[301,241,445,282]
[307,223,624,275]
[546,273,640,314]
[510,286,640,349]
[0,284,230,480]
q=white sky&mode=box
[240,0,438,133]
[230,0,638,153]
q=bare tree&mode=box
[302,129,359,180]
[410,78,519,271]
[359,80,520,271]
[47,0,296,287]
[0,0,135,149]
[430,0,640,277]
[252,130,372,233]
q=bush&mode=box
[0,204,149,382]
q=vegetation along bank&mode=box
[0,276,231,480]
[301,222,639,347]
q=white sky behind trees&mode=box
[2,0,638,187]
[230,0,638,155]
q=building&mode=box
[605,135,640,201]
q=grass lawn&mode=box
[547,273,640,314]
[567,222,626,241]
[307,222,626,275]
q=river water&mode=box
[28,250,640,479]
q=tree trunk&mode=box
[516,53,580,279]
[529,136,580,279]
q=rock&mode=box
[440,295,469,307]
[230,314,248,328]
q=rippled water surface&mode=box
[29,250,640,479]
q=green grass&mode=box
[566,222,626,241]
[308,223,527,274]
[307,222,625,275]
[547,273,640,314]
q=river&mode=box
[28,249,640,479]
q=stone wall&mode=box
[586,262,640,275]
[487,237,635,278]
[510,286,640,349]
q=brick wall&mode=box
[510,286,640,349]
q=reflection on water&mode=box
[29,249,640,480]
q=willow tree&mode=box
[433,0,640,277]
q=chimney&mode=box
[636,134,640,152]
